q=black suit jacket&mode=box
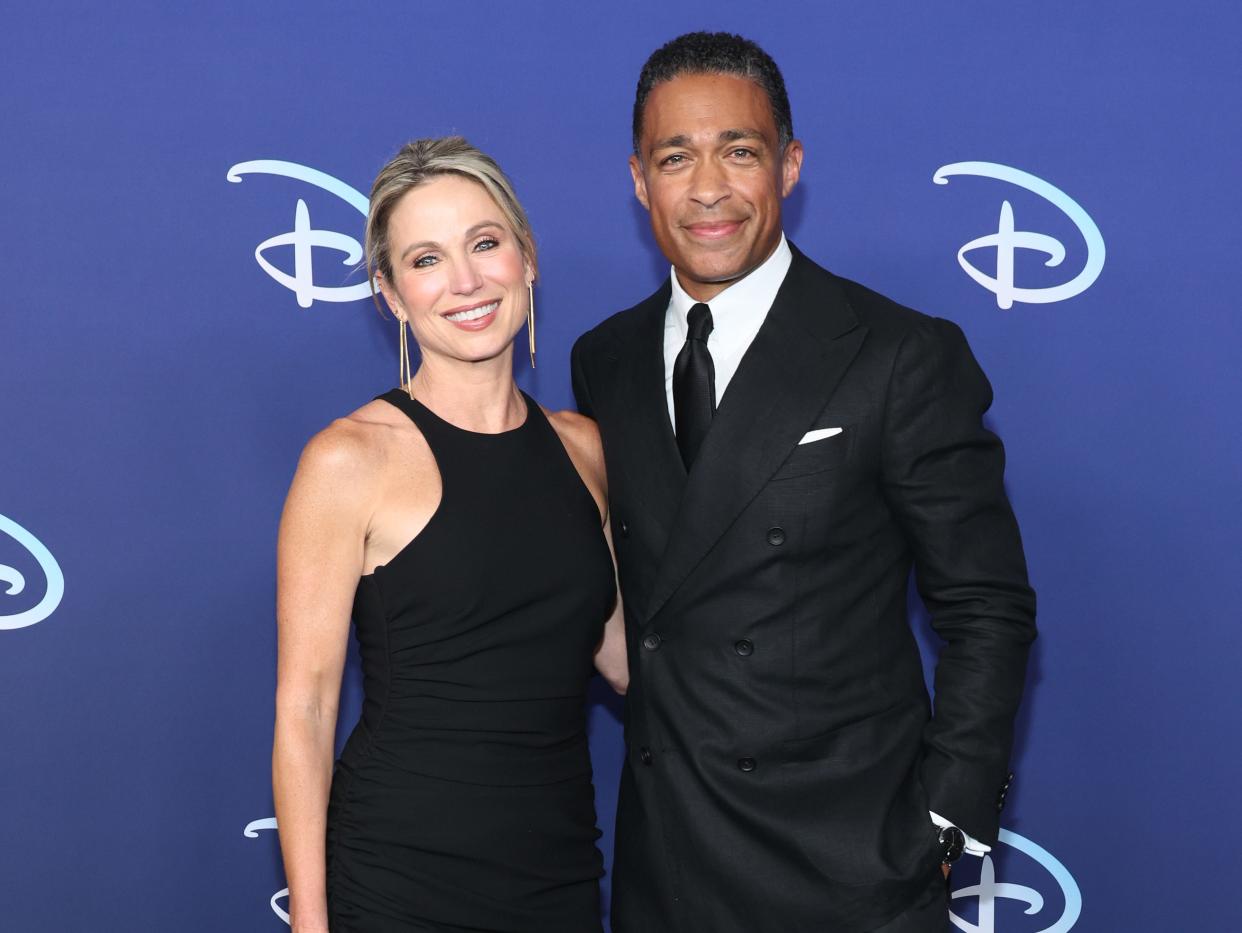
[572,246,1036,933]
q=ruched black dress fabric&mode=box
[326,390,614,932]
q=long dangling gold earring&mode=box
[527,281,536,369]
[398,316,414,399]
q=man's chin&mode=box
[679,258,757,289]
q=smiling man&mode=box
[572,32,1037,933]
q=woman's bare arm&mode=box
[595,517,629,695]
[547,408,629,695]
[273,424,374,933]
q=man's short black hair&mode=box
[632,31,794,156]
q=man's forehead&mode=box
[651,128,767,151]
[642,74,777,144]
[646,72,769,109]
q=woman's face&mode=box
[380,174,530,368]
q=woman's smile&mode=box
[442,299,501,329]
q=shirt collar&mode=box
[667,234,792,333]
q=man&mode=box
[572,32,1036,933]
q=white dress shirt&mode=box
[661,232,989,858]
[663,235,793,426]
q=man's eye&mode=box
[661,154,687,167]
[730,148,756,160]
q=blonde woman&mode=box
[273,137,626,933]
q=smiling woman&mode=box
[364,138,541,376]
[381,174,531,373]
[272,137,628,933]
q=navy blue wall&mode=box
[3,2,1239,929]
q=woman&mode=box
[273,137,627,933]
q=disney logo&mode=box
[226,160,372,308]
[244,817,290,925]
[934,161,1105,310]
[0,513,64,631]
[950,828,1082,933]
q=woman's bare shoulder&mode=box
[296,397,419,488]
[545,408,603,461]
[545,408,607,513]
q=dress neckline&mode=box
[386,387,533,437]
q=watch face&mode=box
[940,826,966,863]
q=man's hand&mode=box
[942,863,951,881]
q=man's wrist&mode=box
[938,825,965,864]
[928,810,991,856]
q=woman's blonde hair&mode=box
[365,136,536,310]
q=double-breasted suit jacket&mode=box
[572,246,1036,933]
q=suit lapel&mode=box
[644,249,867,624]
[611,282,685,553]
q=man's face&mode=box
[630,72,803,302]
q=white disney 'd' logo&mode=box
[933,161,1105,310]
[244,818,290,925]
[242,820,1076,930]
[226,160,372,308]
[0,513,64,630]
[950,828,1082,933]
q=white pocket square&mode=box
[798,427,843,445]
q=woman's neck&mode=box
[406,355,525,434]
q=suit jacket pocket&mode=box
[772,424,854,479]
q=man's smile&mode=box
[682,219,747,240]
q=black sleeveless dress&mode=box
[326,389,614,933]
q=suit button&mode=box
[737,757,757,772]
[733,639,754,657]
[618,519,630,538]
[766,527,786,546]
[639,747,653,765]
[641,633,662,652]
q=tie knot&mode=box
[687,303,713,342]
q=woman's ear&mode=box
[376,274,404,320]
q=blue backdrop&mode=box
[3,2,1239,930]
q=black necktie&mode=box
[673,302,715,469]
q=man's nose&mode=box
[689,158,730,209]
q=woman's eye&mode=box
[413,254,437,268]
[474,237,499,252]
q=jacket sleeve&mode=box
[880,316,1037,846]
[570,332,596,419]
